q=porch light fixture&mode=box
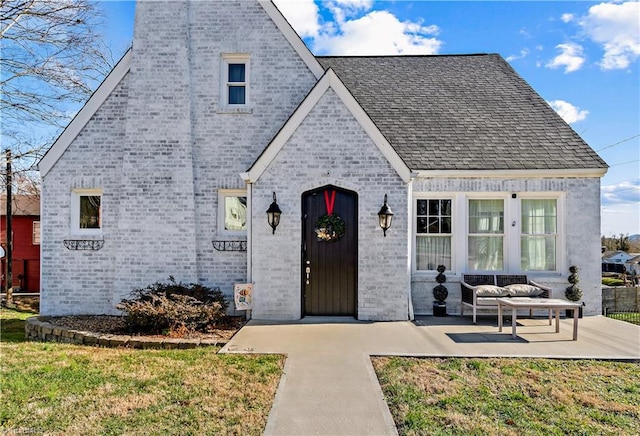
[377,194,394,237]
[266,192,282,234]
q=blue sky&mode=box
[98,0,639,236]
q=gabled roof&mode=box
[317,54,608,175]
[38,49,132,177]
[0,195,40,216]
[243,69,411,183]
[602,250,632,261]
[39,1,323,177]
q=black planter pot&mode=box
[433,302,447,317]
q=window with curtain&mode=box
[224,195,247,231]
[416,199,452,270]
[218,189,247,236]
[79,195,101,229]
[468,199,504,270]
[521,199,557,271]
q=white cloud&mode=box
[602,178,640,205]
[546,42,586,73]
[506,49,530,62]
[327,0,374,23]
[274,0,442,56]
[547,100,589,124]
[579,1,640,70]
[561,13,574,23]
[314,10,441,55]
[601,179,640,235]
[273,0,321,38]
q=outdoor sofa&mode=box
[460,274,551,324]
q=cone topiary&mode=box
[433,265,448,303]
[565,265,583,301]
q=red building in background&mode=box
[1,195,40,293]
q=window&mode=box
[416,199,452,270]
[221,54,249,107]
[218,189,247,236]
[413,193,563,274]
[33,221,40,245]
[71,189,102,234]
[521,199,557,271]
[468,199,504,271]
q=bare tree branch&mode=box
[1,0,114,192]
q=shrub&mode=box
[116,276,228,335]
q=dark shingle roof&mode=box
[317,54,607,171]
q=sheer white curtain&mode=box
[225,196,247,231]
[521,199,556,270]
[416,236,451,270]
[468,200,504,270]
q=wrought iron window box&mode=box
[212,240,247,252]
[63,240,105,251]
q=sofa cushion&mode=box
[475,285,510,297]
[504,283,544,297]
[476,297,503,305]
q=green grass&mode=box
[1,306,36,343]
[374,357,640,436]
[0,308,284,435]
[607,312,640,326]
[602,278,625,286]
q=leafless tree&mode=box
[1,0,113,194]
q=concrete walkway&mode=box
[220,316,640,435]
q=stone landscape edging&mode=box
[24,316,226,349]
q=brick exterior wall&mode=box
[40,0,603,320]
[410,177,602,316]
[40,0,318,315]
[251,89,410,321]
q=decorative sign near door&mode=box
[234,283,253,310]
[315,190,345,242]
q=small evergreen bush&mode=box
[116,276,228,335]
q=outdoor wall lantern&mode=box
[377,194,394,237]
[266,192,282,234]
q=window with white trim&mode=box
[521,199,557,271]
[71,189,102,234]
[221,54,249,107]
[218,189,247,236]
[416,199,452,270]
[412,193,563,274]
[33,221,40,245]
[468,199,504,271]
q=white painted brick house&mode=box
[38,0,607,319]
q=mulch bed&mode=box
[45,315,246,342]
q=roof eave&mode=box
[38,49,132,177]
[258,0,324,79]
[245,69,411,184]
[412,168,608,179]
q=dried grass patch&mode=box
[1,342,284,435]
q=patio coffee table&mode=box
[497,297,582,340]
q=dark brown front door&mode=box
[302,186,357,316]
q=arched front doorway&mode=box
[301,186,358,316]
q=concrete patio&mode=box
[221,315,639,435]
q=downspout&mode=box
[246,180,252,320]
[407,177,415,320]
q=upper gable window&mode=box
[221,54,250,108]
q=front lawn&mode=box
[374,357,640,436]
[0,308,283,435]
